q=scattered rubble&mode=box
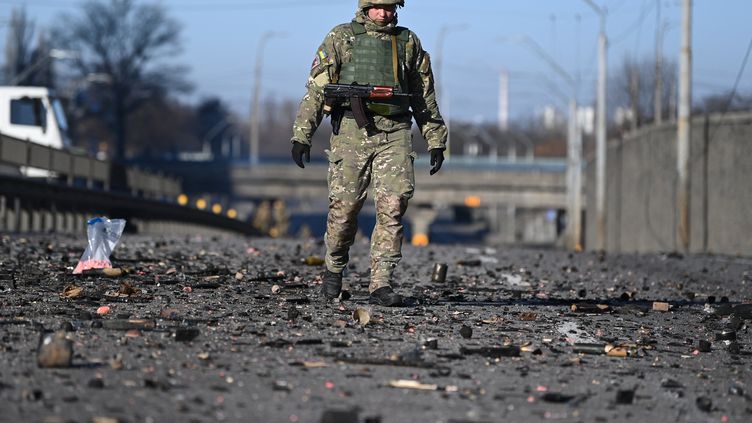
[0,233,749,422]
[37,331,73,368]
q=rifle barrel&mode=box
[324,84,411,98]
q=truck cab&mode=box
[0,86,72,149]
[0,86,73,176]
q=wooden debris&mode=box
[388,380,438,391]
[60,284,83,299]
[652,302,671,312]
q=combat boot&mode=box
[369,286,403,307]
[321,270,343,301]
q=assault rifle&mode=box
[323,83,412,135]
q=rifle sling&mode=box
[391,35,399,87]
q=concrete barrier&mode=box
[585,112,752,256]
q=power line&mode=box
[171,0,350,11]
[0,0,70,7]
[608,0,632,15]
[719,35,752,111]
[0,0,349,11]
[705,34,752,148]
[610,0,657,45]
[633,0,649,54]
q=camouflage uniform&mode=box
[291,5,447,293]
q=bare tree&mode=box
[699,91,752,114]
[54,0,191,160]
[128,98,201,158]
[3,8,55,87]
[611,55,677,130]
[27,31,55,87]
[72,96,203,159]
[4,8,35,84]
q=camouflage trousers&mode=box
[324,117,415,293]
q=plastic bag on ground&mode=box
[73,217,127,274]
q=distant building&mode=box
[539,106,565,130]
[534,137,567,158]
[464,142,481,156]
[577,106,594,136]
[614,106,634,127]
[537,105,594,136]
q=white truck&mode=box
[0,86,183,200]
[0,86,73,176]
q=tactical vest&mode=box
[338,22,411,116]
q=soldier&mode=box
[290,0,447,306]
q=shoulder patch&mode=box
[312,49,329,69]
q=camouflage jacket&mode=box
[291,11,448,151]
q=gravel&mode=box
[0,233,750,423]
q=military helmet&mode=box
[358,0,405,10]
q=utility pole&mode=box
[669,79,677,123]
[567,98,582,250]
[435,24,467,159]
[436,26,450,157]
[250,31,283,167]
[498,70,509,132]
[676,0,692,252]
[655,0,664,124]
[583,0,608,251]
[434,26,449,93]
[629,63,640,131]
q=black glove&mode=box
[291,142,311,169]
[429,148,444,175]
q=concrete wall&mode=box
[585,112,752,256]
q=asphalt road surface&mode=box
[0,234,750,423]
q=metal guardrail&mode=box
[1,133,110,189]
[0,173,256,235]
[0,134,256,236]
[125,166,182,200]
[0,133,181,199]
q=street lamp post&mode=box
[435,24,467,158]
[582,0,608,251]
[499,36,582,250]
[249,31,285,167]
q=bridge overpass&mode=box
[230,158,570,209]
[227,157,576,244]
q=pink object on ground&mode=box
[72,217,126,274]
[73,259,113,274]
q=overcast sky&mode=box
[1,0,750,123]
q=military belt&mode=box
[342,110,409,120]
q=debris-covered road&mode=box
[0,234,750,423]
